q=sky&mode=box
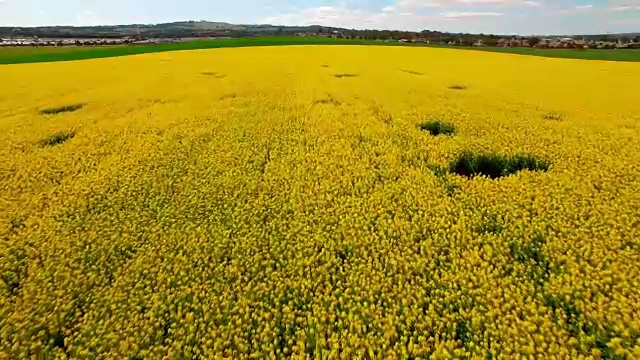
[0,0,639,35]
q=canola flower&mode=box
[1,45,640,359]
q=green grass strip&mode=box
[1,36,639,64]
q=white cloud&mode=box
[611,5,640,11]
[261,6,427,29]
[261,4,511,31]
[382,6,396,13]
[441,11,504,18]
[555,3,597,15]
[457,0,509,4]
[396,0,541,10]
[262,5,502,30]
[397,0,444,10]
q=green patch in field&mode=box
[219,93,237,100]
[454,319,473,349]
[544,112,564,121]
[1,248,28,297]
[541,293,635,358]
[448,84,467,90]
[39,104,84,115]
[509,232,551,285]
[51,331,66,351]
[427,164,448,178]
[334,73,358,78]
[9,217,26,232]
[620,240,639,251]
[314,94,341,105]
[420,120,456,136]
[39,131,76,147]
[336,244,354,265]
[304,323,319,357]
[449,152,549,179]
[427,165,461,197]
[400,69,423,75]
[477,212,504,234]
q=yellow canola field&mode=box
[1,46,640,359]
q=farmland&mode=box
[1,45,640,358]
[2,36,640,64]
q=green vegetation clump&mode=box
[39,131,75,147]
[9,218,26,232]
[334,73,358,78]
[400,69,423,75]
[420,120,456,136]
[544,112,564,121]
[314,94,341,105]
[40,104,84,115]
[449,152,549,179]
[219,93,237,100]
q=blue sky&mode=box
[0,0,638,35]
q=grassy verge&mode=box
[462,46,640,62]
[1,36,639,64]
[0,37,381,64]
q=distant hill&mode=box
[581,33,640,40]
[538,32,639,40]
[0,21,347,39]
[1,21,637,41]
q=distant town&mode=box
[2,34,639,50]
[0,37,195,47]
